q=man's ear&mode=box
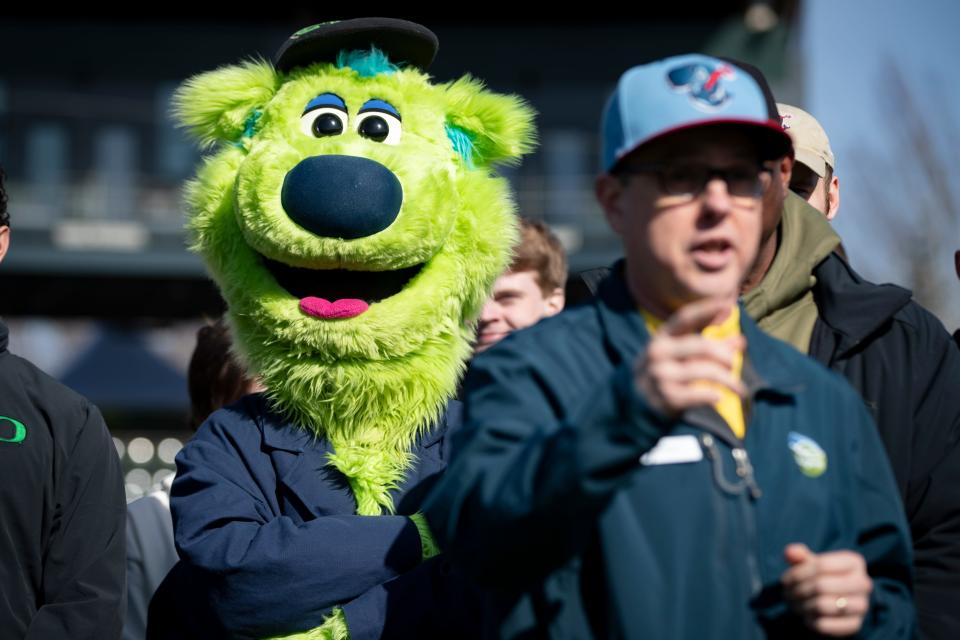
[826,174,840,221]
[595,173,626,236]
[442,76,537,169]
[172,59,280,148]
[543,286,565,317]
[0,226,9,264]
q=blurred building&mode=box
[0,3,803,499]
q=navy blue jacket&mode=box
[147,393,476,639]
[425,266,914,639]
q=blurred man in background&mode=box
[778,103,840,220]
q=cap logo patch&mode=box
[780,113,793,130]
[667,63,735,111]
[787,432,827,478]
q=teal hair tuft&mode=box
[335,47,398,78]
[445,124,476,168]
[231,109,264,147]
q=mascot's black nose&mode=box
[280,155,403,239]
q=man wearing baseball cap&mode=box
[778,103,840,219]
[425,55,914,639]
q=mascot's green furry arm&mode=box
[153,18,535,640]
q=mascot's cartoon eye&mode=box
[356,99,402,145]
[299,93,349,138]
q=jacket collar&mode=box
[738,311,806,394]
[742,192,840,322]
[812,253,912,355]
[254,394,316,453]
[595,261,803,397]
[594,261,650,363]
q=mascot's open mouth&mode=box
[260,253,424,320]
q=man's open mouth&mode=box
[260,254,424,319]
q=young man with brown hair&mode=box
[474,218,567,353]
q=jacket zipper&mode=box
[701,435,764,596]
[734,448,763,595]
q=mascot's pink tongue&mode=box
[299,297,369,319]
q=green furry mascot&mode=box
[149,18,535,640]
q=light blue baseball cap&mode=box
[601,54,792,172]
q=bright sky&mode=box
[801,0,960,328]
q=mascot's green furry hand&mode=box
[266,609,349,640]
[410,512,441,560]
[173,19,535,640]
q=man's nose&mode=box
[701,177,734,216]
[479,301,499,323]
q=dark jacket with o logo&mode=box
[0,320,126,639]
[424,264,915,639]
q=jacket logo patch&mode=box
[0,416,26,444]
[788,432,826,477]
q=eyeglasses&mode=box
[616,163,773,198]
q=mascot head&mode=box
[173,18,535,508]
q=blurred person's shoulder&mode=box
[0,322,105,445]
